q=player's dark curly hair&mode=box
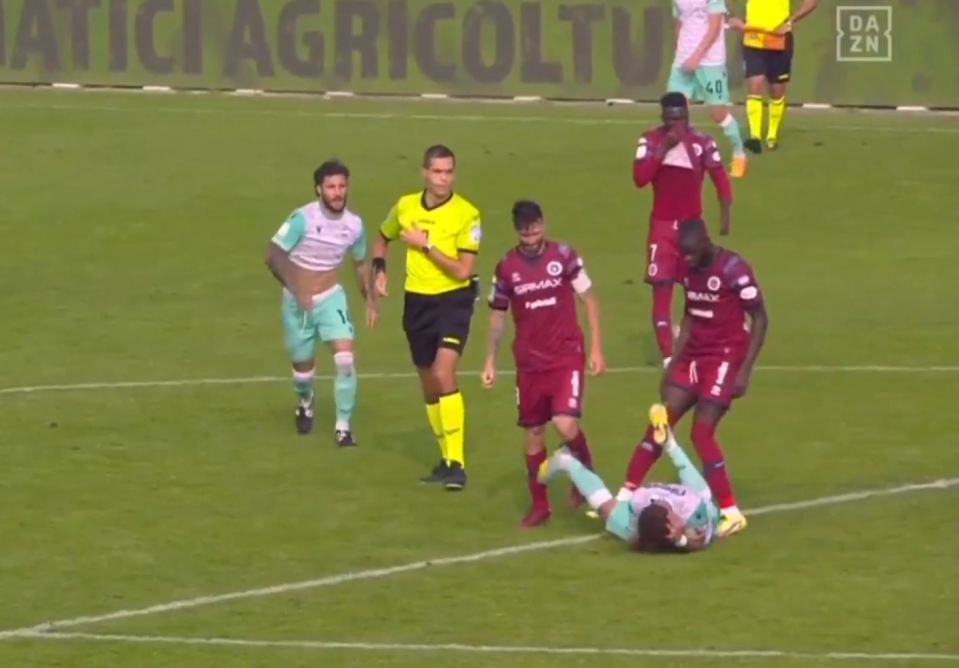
[512,200,544,227]
[314,160,350,186]
[635,504,675,553]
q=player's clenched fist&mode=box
[481,358,497,389]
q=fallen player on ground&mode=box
[538,404,720,553]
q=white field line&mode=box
[12,631,959,663]
[2,100,959,133]
[1,477,955,640]
[2,364,957,396]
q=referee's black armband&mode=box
[372,257,386,273]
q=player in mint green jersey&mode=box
[539,404,719,552]
[265,160,377,446]
[669,0,749,178]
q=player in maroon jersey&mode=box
[634,92,733,370]
[620,218,767,538]
[482,200,607,528]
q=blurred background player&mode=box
[620,218,767,537]
[482,200,606,528]
[372,145,482,491]
[633,93,733,370]
[539,404,718,553]
[728,0,819,151]
[265,160,376,446]
[669,0,748,178]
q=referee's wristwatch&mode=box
[421,243,433,255]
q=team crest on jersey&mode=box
[707,276,721,291]
[546,261,563,277]
[511,272,521,283]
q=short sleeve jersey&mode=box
[271,201,366,271]
[379,192,482,295]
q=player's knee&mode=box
[551,416,578,441]
[333,351,355,376]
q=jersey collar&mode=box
[420,190,454,211]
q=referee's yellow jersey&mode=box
[380,192,482,295]
[745,0,791,48]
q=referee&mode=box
[729,0,819,152]
[371,145,482,491]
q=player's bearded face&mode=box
[424,157,455,199]
[517,221,546,252]
[318,176,348,212]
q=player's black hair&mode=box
[636,504,674,552]
[313,160,350,187]
[678,218,709,244]
[423,144,456,168]
[661,91,689,110]
[512,200,544,228]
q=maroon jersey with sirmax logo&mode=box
[683,248,763,358]
[489,241,591,371]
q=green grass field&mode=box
[1,89,957,667]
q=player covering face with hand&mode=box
[539,404,719,552]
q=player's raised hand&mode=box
[663,126,683,150]
[374,270,388,298]
[589,346,607,376]
[400,226,429,250]
[481,358,497,389]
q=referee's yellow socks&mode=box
[768,96,786,141]
[425,401,447,461]
[439,391,465,467]
[746,95,764,139]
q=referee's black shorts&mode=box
[743,32,794,84]
[403,286,476,368]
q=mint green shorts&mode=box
[667,65,731,106]
[282,286,354,363]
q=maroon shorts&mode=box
[666,352,744,408]
[645,218,683,285]
[516,364,585,428]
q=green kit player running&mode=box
[669,0,749,178]
[539,404,720,552]
[265,160,377,446]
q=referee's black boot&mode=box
[420,459,450,484]
[744,138,763,155]
[444,461,467,491]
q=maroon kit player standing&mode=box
[620,218,768,538]
[482,200,606,528]
[634,92,733,368]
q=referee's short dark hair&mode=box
[423,144,455,168]
[313,160,350,186]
